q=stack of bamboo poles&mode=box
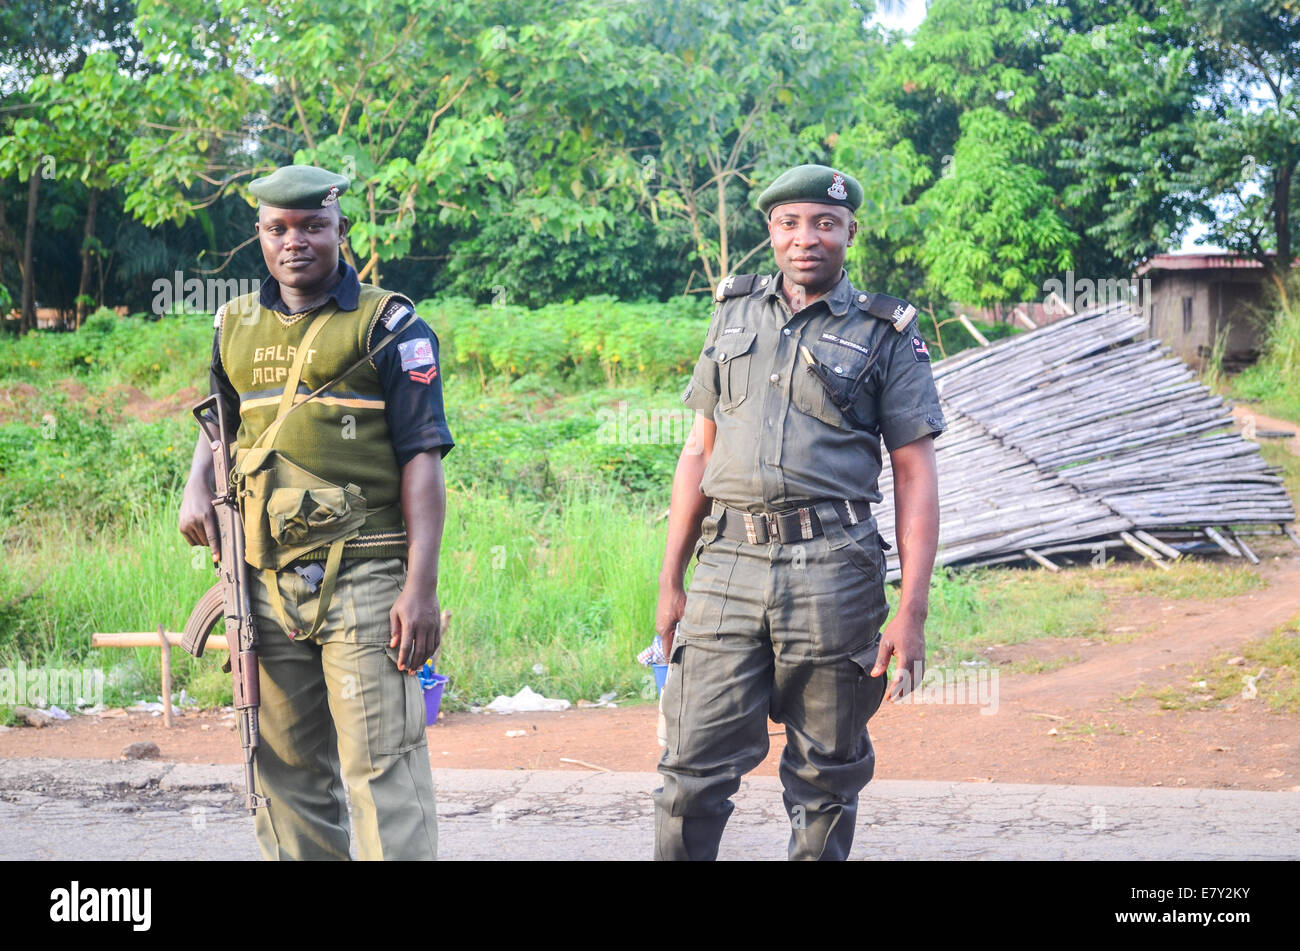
[875,303,1295,579]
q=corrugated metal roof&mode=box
[1136,252,1273,276]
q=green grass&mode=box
[2,297,1292,720]
[1259,440,1300,507]
[0,487,674,714]
[1123,618,1300,714]
[900,566,1108,665]
[1094,560,1268,600]
[1005,655,1081,675]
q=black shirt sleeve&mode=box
[210,326,240,441]
[371,301,455,466]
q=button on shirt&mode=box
[682,271,946,511]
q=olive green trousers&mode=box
[248,556,438,861]
[655,503,891,861]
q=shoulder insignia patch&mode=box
[714,274,758,302]
[399,338,435,371]
[861,292,917,332]
[911,335,931,362]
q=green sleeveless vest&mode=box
[218,284,412,562]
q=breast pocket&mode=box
[793,335,874,430]
[711,331,757,413]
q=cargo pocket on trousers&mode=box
[850,636,887,726]
[663,640,688,760]
[379,646,427,755]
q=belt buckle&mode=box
[798,507,814,540]
[742,513,759,545]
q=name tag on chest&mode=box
[819,332,870,357]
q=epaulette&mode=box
[714,274,758,302]
[861,292,917,332]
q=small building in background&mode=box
[1135,252,1274,370]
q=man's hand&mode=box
[179,432,221,562]
[656,579,687,660]
[389,585,442,674]
[178,481,221,563]
[876,434,939,702]
[871,608,926,701]
[655,412,716,662]
[397,450,447,674]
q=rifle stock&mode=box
[184,394,269,815]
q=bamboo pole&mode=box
[1203,527,1241,558]
[957,314,990,347]
[157,624,174,729]
[93,632,229,651]
[1133,530,1183,561]
[1226,529,1260,565]
[1120,531,1171,571]
[1022,548,1060,572]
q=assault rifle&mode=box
[181,395,269,815]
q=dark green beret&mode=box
[757,164,863,216]
[249,165,349,209]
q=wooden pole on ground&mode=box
[1226,529,1260,565]
[92,632,229,651]
[157,624,174,728]
[1022,548,1060,572]
[957,314,990,347]
[1203,526,1242,557]
[1133,530,1183,562]
[1120,531,1171,570]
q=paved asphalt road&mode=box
[1,757,1296,860]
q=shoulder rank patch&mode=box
[714,274,758,302]
[861,292,918,332]
[399,338,435,371]
[911,335,931,362]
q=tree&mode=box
[0,53,145,326]
[1050,1,1300,310]
[831,0,1128,308]
[119,0,651,285]
[618,0,873,292]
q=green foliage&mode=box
[424,294,710,388]
[914,108,1076,306]
[439,213,685,306]
[0,308,211,392]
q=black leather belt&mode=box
[717,500,871,545]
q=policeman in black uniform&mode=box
[653,164,945,860]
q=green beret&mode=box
[249,165,349,210]
[757,164,862,216]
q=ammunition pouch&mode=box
[232,446,368,571]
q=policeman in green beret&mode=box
[653,163,944,860]
[179,164,453,860]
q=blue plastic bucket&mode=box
[422,673,449,725]
[652,663,669,696]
